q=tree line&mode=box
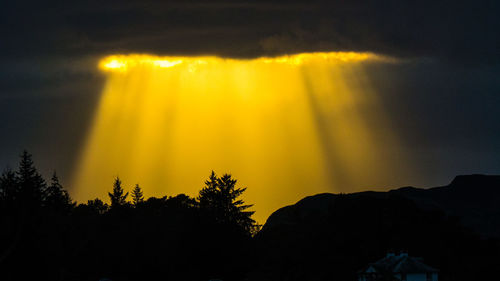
[0,151,260,281]
[0,150,259,235]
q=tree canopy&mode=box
[198,171,259,235]
[131,184,144,206]
[44,171,74,212]
[0,151,260,281]
[108,177,129,208]
[16,150,46,208]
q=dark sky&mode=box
[1,0,499,192]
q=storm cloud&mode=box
[1,0,498,62]
[0,0,499,193]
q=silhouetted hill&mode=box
[390,174,500,238]
[263,174,500,238]
[250,175,500,281]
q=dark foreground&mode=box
[1,152,499,281]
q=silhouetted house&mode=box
[358,252,438,281]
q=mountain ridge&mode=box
[263,174,500,238]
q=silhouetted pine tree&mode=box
[198,171,258,235]
[131,184,144,206]
[44,171,74,213]
[16,150,46,208]
[0,168,18,202]
[108,177,129,208]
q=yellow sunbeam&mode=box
[72,52,409,223]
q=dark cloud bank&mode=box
[0,0,499,191]
[1,0,498,61]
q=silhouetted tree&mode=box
[198,171,258,235]
[0,168,18,202]
[44,171,74,213]
[16,150,46,208]
[108,177,128,208]
[86,198,109,214]
[131,184,144,206]
[167,194,198,208]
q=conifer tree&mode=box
[0,168,18,202]
[131,184,144,206]
[108,177,128,208]
[45,171,74,212]
[198,171,258,235]
[16,150,46,208]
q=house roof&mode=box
[360,254,438,274]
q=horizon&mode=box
[4,149,497,225]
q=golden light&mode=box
[98,52,390,72]
[73,52,411,223]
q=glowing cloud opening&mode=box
[73,52,410,223]
[98,52,393,72]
